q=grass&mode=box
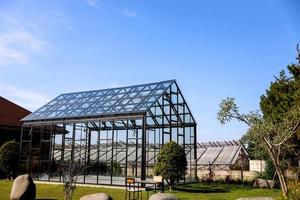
[171,182,281,200]
[0,180,281,200]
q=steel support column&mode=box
[17,126,24,176]
[141,115,147,180]
[194,125,197,179]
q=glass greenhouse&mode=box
[19,80,197,185]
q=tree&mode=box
[62,159,84,200]
[0,140,19,179]
[154,141,187,190]
[217,97,300,196]
[241,46,300,170]
[260,48,300,169]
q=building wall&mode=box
[249,160,266,172]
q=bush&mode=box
[278,180,300,200]
[256,159,278,183]
[0,140,19,179]
[287,181,300,200]
[89,160,122,176]
[154,141,187,190]
[108,161,122,176]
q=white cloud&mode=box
[123,9,138,18]
[0,16,48,67]
[50,11,75,31]
[0,83,51,111]
[108,82,125,88]
[0,11,74,68]
[86,0,97,7]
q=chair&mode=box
[125,178,144,200]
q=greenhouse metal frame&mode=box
[19,80,197,185]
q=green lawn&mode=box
[0,180,281,200]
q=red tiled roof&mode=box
[0,96,31,127]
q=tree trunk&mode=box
[169,179,175,191]
[264,141,288,196]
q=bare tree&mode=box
[217,97,300,197]
[62,159,84,200]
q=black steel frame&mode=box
[18,81,197,186]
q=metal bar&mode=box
[71,123,76,161]
[194,126,197,180]
[156,99,171,125]
[110,120,114,185]
[87,123,195,131]
[87,129,91,165]
[37,125,43,180]
[61,124,66,162]
[141,115,146,181]
[197,148,208,161]
[97,121,100,184]
[173,81,197,124]
[23,114,145,126]
[125,119,128,179]
[147,109,159,126]
[164,92,183,125]
[168,88,172,142]
[17,126,24,176]
[29,126,33,176]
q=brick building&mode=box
[0,97,31,146]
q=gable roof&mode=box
[197,140,249,166]
[0,97,31,127]
[22,80,176,122]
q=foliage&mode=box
[89,160,108,174]
[260,62,300,168]
[154,141,187,190]
[217,97,300,197]
[256,159,280,188]
[241,48,300,164]
[278,181,300,200]
[89,160,122,175]
[240,130,268,160]
[108,160,122,176]
[286,181,300,200]
[200,176,253,186]
[260,66,300,123]
[62,159,84,200]
[0,140,19,179]
[259,159,276,180]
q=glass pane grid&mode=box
[22,80,175,121]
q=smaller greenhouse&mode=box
[18,80,197,186]
[197,140,249,170]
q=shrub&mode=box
[108,160,122,176]
[278,180,300,200]
[0,140,19,179]
[287,181,300,200]
[154,141,187,190]
[89,160,122,176]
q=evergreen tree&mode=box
[242,46,300,168]
[0,140,19,179]
[154,141,187,190]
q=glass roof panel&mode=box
[22,80,175,122]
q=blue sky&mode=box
[0,0,299,142]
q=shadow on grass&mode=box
[173,183,230,193]
[37,199,58,200]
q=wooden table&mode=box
[135,180,163,193]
